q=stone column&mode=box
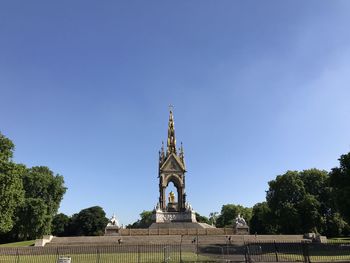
[178,188,184,211]
[161,187,166,210]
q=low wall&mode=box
[119,228,234,236]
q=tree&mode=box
[64,213,79,236]
[266,171,306,234]
[329,152,350,223]
[52,213,70,236]
[9,166,67,240]
[14,198,50,240]
[0,133,15,161]
[208,212,219,226]
[195,212,210,224]
[0,133,25,234]
[298,194,322,233]
[0,132,67,241]
[324,212,349,237]
[69,206,108,236]
[216,204,252,228]
[264,169,348,236]
[250,202,276,234]
[23,166,66,216]
[0,162,25,234]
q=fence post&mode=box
[96,248,100,263]
[180,235,183,263]
[16,248,19,263]
[137,244,140,263]
[274,240,279,262]
[56,247,59,262]
[302,242,310,263]
[221,246,224,261]
[196,234,199,254]
[245,244,252,263]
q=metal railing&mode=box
[1,241,350,262]
[246,241,350,262]
[0,245,181,263]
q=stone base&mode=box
[105,226,120,236]
[233,226,249,235]
[153,210,196,223]
[149,222,215,229]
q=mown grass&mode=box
[251,251,350,262]
[329,237,350,243]
[0,252,209,263]
[0,240,35,247]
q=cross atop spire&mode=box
[167,107,177,156]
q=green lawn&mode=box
[0,252,210,263]
[0,240,35,247]
[329,237,350,243]
[252,252,350,262]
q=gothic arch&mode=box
[163,174,183,188]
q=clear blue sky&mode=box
[1,1,350,225]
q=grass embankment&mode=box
[0,240,35,247]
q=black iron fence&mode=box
[0,242,350,263]
[246,241,350,262]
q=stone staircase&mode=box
[45,234,307,247]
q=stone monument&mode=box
[105,214,121,236]
[150,108,200,228]
[233,214,249,234]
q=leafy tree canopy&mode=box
[14,198,50,240]
[263,168,347,236]
[52,213,70,237]
[0,133,15,161]
[0,132,66,241]
[195,212,210,224]
[0,162,25,233]
[70,206,108,236]
[250,202,276,234]
[330,152,350,223]
[0,133,25,234]
[23,166,66,215]
[127,210,153,229]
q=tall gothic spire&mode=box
[167,108,177,156]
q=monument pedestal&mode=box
[153,210,196,223]
[105,225,120,236]
[233,226,249,235]
[104,214,121,236]
[150,208,215,229]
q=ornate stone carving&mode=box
[154,210,196,223]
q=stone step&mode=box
[46,234,307,247]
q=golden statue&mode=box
[168,191,175,203]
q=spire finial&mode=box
[167,106,176,156]
[159,141,165,165]
[179,142,185,166]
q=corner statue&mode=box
[235,214,247,227]
[105,214,121,236]
[233,214,249,235]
